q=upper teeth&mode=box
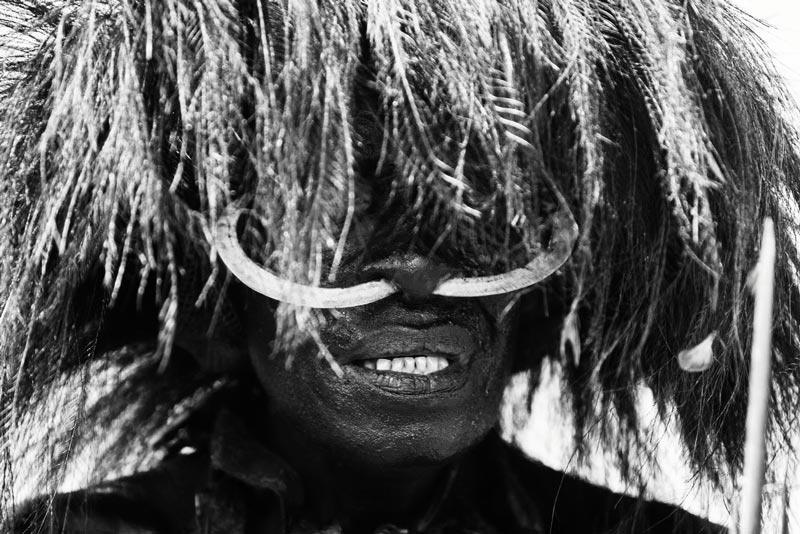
[362,356,449,375]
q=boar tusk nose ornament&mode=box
[212,216,397,308]
[213,205,579,309]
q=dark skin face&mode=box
[243,282,519,530]
[241,91,521,530]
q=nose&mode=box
[361,254,457,302]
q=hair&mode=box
[1,0,800,516]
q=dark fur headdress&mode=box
[1,0,799,514]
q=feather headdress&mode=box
[1,0,799,516]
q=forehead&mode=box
[214,2,588,294]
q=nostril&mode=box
[361,254,455,301]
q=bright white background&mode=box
[732,0,800,105]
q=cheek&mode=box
[241,296,311,416]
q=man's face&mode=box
[237,95,527,468]
[243,289,518,468]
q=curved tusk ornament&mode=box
[213,205,578,308]
[213,214,398,308]
[432,209,578,298]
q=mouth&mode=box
[356,354,454,374]
[329,324,478,396]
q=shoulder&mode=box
[495,438,726,534]
[6,453,208,534]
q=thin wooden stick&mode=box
[738,218,776,534]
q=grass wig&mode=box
[1,0,800,516]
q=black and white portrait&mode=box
[1,1,799,532]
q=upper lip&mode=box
[329,324,478,365]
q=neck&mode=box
[263,417,451,533]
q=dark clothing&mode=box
[10,411,724,534]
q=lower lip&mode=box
[342,360,470,396]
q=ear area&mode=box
[174,270,249,375]
[512,283,568,375]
